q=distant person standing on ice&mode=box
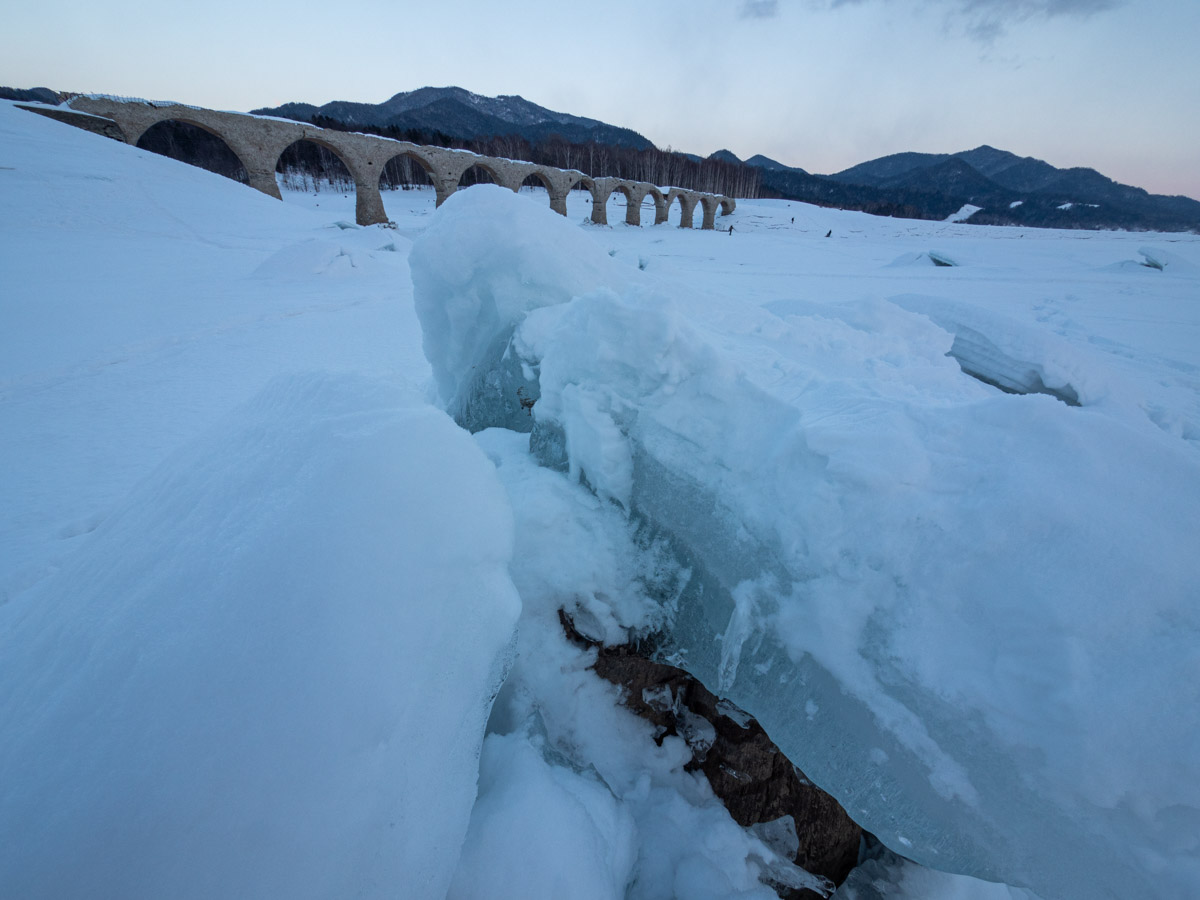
[729,225,734,235]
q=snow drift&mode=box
[0,374,520,900]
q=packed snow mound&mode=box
[887,294,1087,405]
[0,374,520,900]
[410,184,633,430]
[250,237,406,279]
[1099,247,1197,276]
[448,728,639,900]
[1134,246,1200,274]
[411,188,1200,900]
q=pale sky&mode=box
[3,0,1198,198]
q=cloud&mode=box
[739,0,781,18]
[826,0,1121,39]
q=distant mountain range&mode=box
[722,145,1200,232]
[5,83,1196,231]
[251,86,653,151]
[1,86,61,104]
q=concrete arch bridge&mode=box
[36,97,736,230]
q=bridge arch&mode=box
[667,189,699,229]
[97,105,286,199]
[627,185,668,226]
[119,113,180,148]
[279,135,390,226]
[519,170,553,192]
[378,149,436,192]
[519,168,579,216]
[135,118,250,185]
[275,137,355,194]
[457,162,500,189]
[518,170,556,212]
[605,183,639,226]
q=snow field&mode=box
[3,100,1200,899]
[0,374,520,899]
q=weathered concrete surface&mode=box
[580,178,676,227]
[16,104,126,142]
[667,188,701,229]
[50,97,735,229]
[635,185,670,226]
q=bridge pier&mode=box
[494,171,525,193]
[539,170,582,218]
[247,169,283,200]
[625,191,641,226]
[434,182,457,208]
[354,179,389,226]
[587,180,609,225]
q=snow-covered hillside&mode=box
[2,101,1198,900]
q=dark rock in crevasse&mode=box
[560,610,864,900]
